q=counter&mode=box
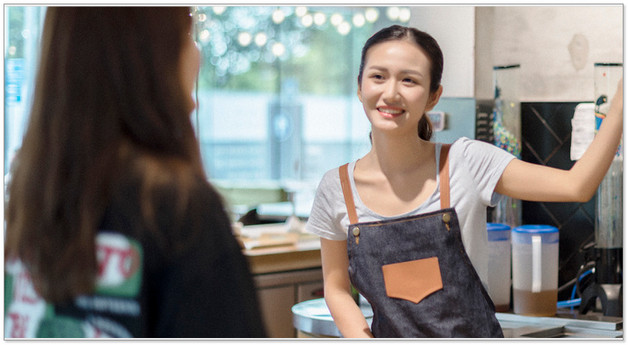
[245,245,321,274]
[292,298,623,338]
[240,223,324,337]
[241,225,321,274]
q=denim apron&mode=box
[339,144,503,338]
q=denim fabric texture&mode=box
[347,208,504,338]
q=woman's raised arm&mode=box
[496,79,623,203]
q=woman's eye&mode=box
[370,74,384,80]
[403,78,417,84]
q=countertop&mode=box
[292,298,623,338]
[237,222,322,275]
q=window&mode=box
[4,6,46,174]
[193,6,411,185]
[4,6,412,210]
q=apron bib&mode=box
[339,144,503,338]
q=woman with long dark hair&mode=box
[5,7,265,338]
[306,25,623,338]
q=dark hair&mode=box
[5,7,203,302]
[358,25,444,141]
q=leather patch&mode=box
[382,257,443,304]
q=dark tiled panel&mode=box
[520,102,596,300]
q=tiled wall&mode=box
[430,99,600,300]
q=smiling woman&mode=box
[358,39,441,138]
[305,24,623,338]
[357,26,443,142]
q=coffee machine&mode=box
[579,63,623,317]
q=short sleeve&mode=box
[305,168,348,241]
[454,138,516,206]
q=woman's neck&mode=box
[362,130,432,175]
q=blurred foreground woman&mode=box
[5,7,265,338]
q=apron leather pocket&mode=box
[382,256,443,304]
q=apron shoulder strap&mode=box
[339,163,359,225]
[439,144,452,210]
[340,143,451,224]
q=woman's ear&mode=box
[426,85,443,112]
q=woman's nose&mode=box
[382,80,401,102]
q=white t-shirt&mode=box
[306,137,516,287]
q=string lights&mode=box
[196,6,411,78]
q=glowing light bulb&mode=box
[301,14,313,27]
[314,12,326,26]
[337,21,351,35]
[272,8,285,24]
[399,8,411,22]
[386,7,400,21]
[212,6,226,15]
[255,32,268,46]
[199,29,211,43]
[352,13,365,27]
[365,8,379,23]
[272,42,286,57]
[238,32,252,46]
[295,6,308,17]
[330,13,343,26]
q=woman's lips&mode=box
[378,107,405,118]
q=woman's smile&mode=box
[377,106,405,118]
[358,40,435,134]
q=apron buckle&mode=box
[352,227,360,244]
[442,213,451,231]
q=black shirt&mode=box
[4,175,266,338]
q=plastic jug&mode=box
[512,225,559,316]
[487,223,512,312]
